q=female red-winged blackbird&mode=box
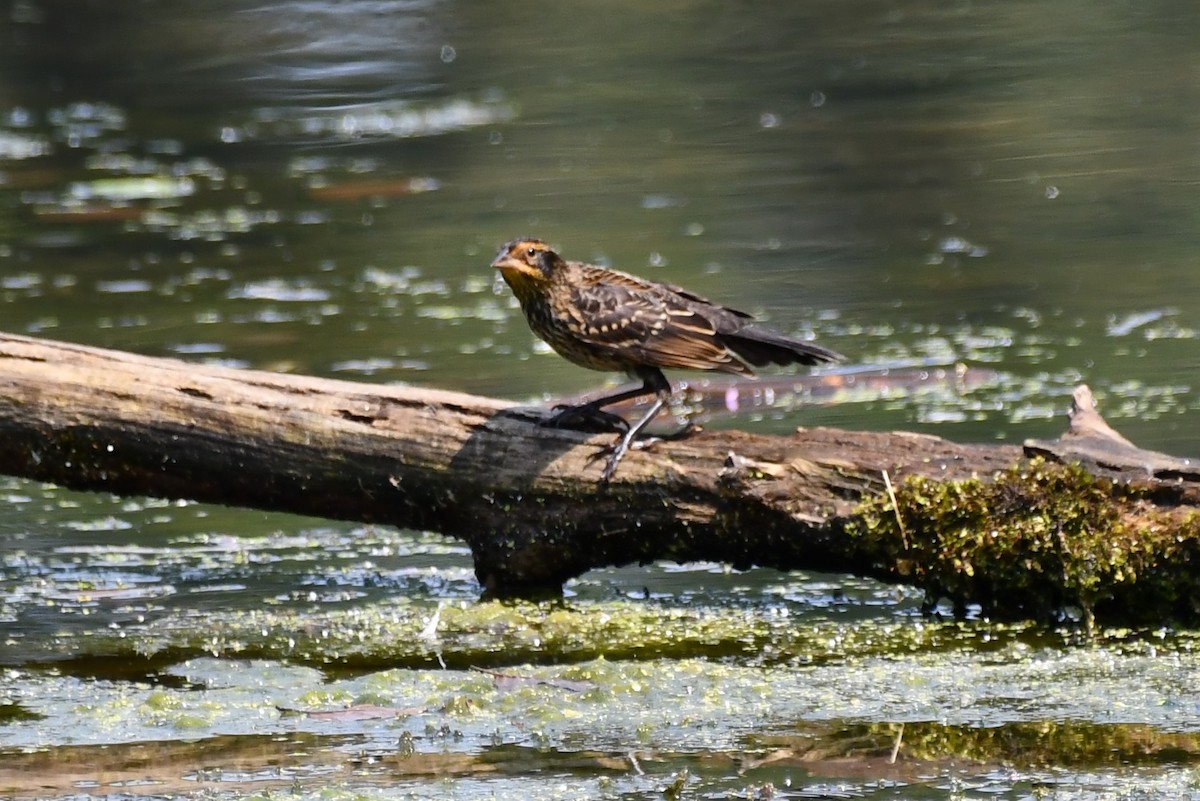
[492,238,843,481]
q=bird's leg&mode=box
[597,391,669,482]
[545,369,678,481]
[585,368,673,482]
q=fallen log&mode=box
[0,332,1197,623]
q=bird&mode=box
[491,238,843,482]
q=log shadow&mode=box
[447,404,617,489]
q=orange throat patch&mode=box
[497,265,545,304]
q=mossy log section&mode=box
[0,332,1197,622]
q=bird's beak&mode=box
[490,247,545,282]
[489,253,510,270]
[491,251,525,274]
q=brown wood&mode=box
[0,332,1196,604]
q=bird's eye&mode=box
[526,247,537,258]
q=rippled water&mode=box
[2,1,1200,798]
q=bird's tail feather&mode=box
[725,325,843,367]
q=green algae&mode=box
[8,644,1200,797]
[30,597,1049,673]
[0,703,42,724]
[754,720,1200,769]
[850,459,1200,627]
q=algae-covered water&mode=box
[2,1,1200,798]
[5,493,1200,798]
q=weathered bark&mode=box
[0,332,1197,616]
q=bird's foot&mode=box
[594,435,664,483]
[543,403,630,435]
[595,436,636,483]
[590,423,699,483]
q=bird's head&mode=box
[490,238,560,286]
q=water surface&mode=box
[1,1,1199,798]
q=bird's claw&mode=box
[590,420,701,482]
[595,442,630,483]
[588,435,666,483]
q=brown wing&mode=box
[567,270,751,374]
[579,265,843,367]
[576,264,754,321]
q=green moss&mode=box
[850,458,1200,625]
